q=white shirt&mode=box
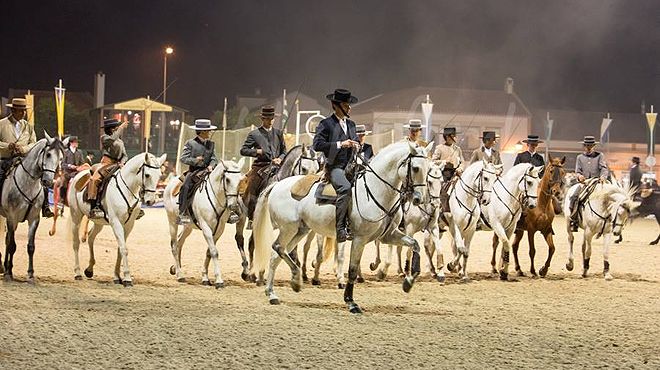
[70,146,77,154]
[484,147,492,157]
[336,115,348,149]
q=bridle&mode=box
[542,163,565,197]
[490,166,539,229]
[112,157,161,223]
[202,162,242,235]
[451,165,499,231]
[586,198,629,238]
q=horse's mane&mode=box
[590,183,636,212]
[278,145,304,177]
[504,163,533,181]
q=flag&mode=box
[600,117,613,143]
[54,79,66,137]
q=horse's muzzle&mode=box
[144,199,155,206]
[412,192,423,206]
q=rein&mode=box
[110,159,160,224]
[200,166,241,235]
[451,166,499,231]
[585,198,628,238]
[489,166,539,230]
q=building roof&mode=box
[531,108,652,143]
[351,86,531,117]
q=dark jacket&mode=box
[313,114,358,168]
[360,143,374,162]
[514,151,545,167]
[180,137,218,171]
[630,164,643,190]
[240,126,286,167]
[63,148,84,180]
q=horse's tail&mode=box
[322,237,335,263]
[250,183,276,275]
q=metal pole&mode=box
[163,54,167,104]
[222,97,227,160]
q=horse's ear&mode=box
[423,141,434,158]
[61,136,70,147]
[560,156,566,165]
[43,131,53,142]
[407,140,417,154]
[534,165,544,176]
[237,157,246,170]
[158,153,167,165]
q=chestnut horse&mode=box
[508,157,566,277]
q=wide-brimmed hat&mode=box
[326,89,358,104]
[443,127,459,136]
[260,105,279,119]
[632,156,640,163]
[101,118,122,129]
[189,119,217,131]
[404,119,426,129]
[6,98,29,110]
[356,125,372,136]
[480,131,500,140]
[580,135,598,145]
[522,134,543,144]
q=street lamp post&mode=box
[163,46,174,104]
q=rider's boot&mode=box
[569,195,579,232]
[41,187,54,218]
[89,198,104,219]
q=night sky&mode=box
[2,0,659,116]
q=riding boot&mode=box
[177,180,192,225]
[335,192,351,243]
[569,195,579,232]
[41,187,54,218]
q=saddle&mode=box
[290,173,337,203]
[81,166,120,203]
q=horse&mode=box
[235,144,320,283]
[444,160,502,282]
[0,133,68,282]
[163,158,245,287]
[49,163,91,237]
[480,163,543,280]
[636,184,660,245]
[563,182,639,280]
[251,141,433,314]
[509,157,566,277]
[67,152,166,286]
[372,160,448,283]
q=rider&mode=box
[470,131,502,165]
[403,119,426,147]
[432,127,465,211]
[514,134,545,167]
[356,125,373,162]
[0,98,53,218]
[240,105,287,228]
[569,135,609,231]
[87,118,128,219]
[177,119,219,225]
[62,135,85,201]
[629,156,642,191]
[312,89,360,243]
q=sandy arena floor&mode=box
[1,208,659,369]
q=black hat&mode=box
[326,89,358,104]
[480,131,500,140]
[632,156,640,163]
[522,134,543,144]
[443,127,458,136]
[102,118,122,129]
[260,105,279,118]
[580,135,598,145]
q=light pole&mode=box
[163,46,174,104]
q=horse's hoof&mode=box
[491,267,498,275]
[177,277,186,283]
[402,277,414,293]
[302,274,309,282]
[113,278,122,285]
[376,270,386,282]
[269,298,280,305]
[530,271,538,278]
[84,268,94,278]
[249,274,257,283]
[650,240,659,245]
[202,280,212,286]
[311,278,321,286]
[241,272,250,282]
[74,275,83,281]
[27,277,35,285]
[566,261,574,271]
[581,273,588,278]
[369,261,380,271]
[169,265,176,275]
[516,270,525,277]
[215,282,224,289]
[348,303,362,314]
[604,273,613,281]
[459,276,470,284]
[338,283,345,289]
[255,280,265,287]
[3,274,13,282]
[499,271,508,281]
[539,266,548,277]
[290,280,302,292]
[436,275,446,284]
[122,280,133,288]
[356,276,365,283]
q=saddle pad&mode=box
[74,173,91,192]
[172,181,183,197]
[315,182,338,204]
[291,174,322,200]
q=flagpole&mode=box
[54,79,66,138]
[221,97,227,160]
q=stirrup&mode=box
[89,208,104,219]
[176,214,191,225]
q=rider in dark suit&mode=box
[313,89,360,242]
[629,156,643,191]
[356,125,373,162]
[514,134,545,171]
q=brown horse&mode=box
[494,157,566,277]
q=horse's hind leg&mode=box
[264,226,301,304]
[171,225,192,283]
[3,222,17,281]
[26,218,40,284]
[311,236,323,286]
[602,233,613,280]
[539,231,555,277]
[370,239,381,272]
[581,231,594,278]
[490,233,499,275]
[71,218,83,280]
[565,219,575,271]
[376,244,394,281]
[234,217,250,281]
[301,231,315,282]
[80,216,90,243]
[527,231,538,277]
[84,223,103,279]
[396,245,404,276]
[511,229,524,276]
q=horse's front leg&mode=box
[369,239,381,271]
[495,225,514,281]
[84,223,103,279]
[380,228,422,293]
[200,221,225,289]
[490,233,500,274]
[527,230,538,277]
[539,230,555,278]
[109,219,132,287]
[396,245,404,277]
[602,233,613,280]
[26,217,40,284]
[311,235,323,286]
[3,222,17,281]
[234,215,250,281]
[335,240,347,289]
[71,217,83,280]
[511,229,524,276]
[343,238,368,314]
[581,230,594,278]
[376,243,393,281]
[565,218,576,271]
[301,231,315,282]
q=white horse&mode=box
[251,141,433,313]
[480,163,543,280]
[563,182,638,280]
[163,158,245,287]
[67,152,166,286]
[445,160,502,282]
[0,133,68,282]
[373,160,448,283]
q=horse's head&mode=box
[401,141,433,205]
[427,160,446,202]
[218,158,245,213]
[140,153,167,206]
[611,187,640,236]
[42,132,69,187]
[520,165,544,209]
[297,144,320,175]
[479,160,503,206]
[546,156,567,199]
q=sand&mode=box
[1,209,659,369]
